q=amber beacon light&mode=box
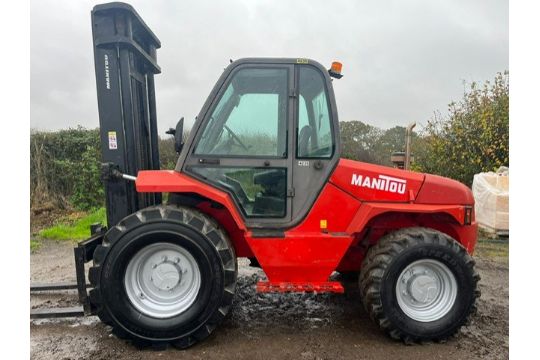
[329,61,343,79]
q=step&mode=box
[256,281,344,293]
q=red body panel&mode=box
[245,233,352,283]
[136,170,246,231]
[346,203,467,233]
[136,163,478,291]
[330,159,425,202]
[346,203,478,251]
[289,182,361,233]
[244,183,359,284]
[415,174,475,205]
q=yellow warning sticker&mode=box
[108,131,118,150]
[296,58,309,64]
[320,219,328,229]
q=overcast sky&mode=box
[30,0,508,134]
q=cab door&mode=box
[184,64,295,227]
[291,64,340,223]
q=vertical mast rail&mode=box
[91,2,162,227]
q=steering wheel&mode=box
[223,125,249,151]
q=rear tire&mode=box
[89,206,237,349]
[359,227,479,343]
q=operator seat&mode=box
[298,125,313,157]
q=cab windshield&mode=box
[194,68,288,157]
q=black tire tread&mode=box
[89,205,237,349]
[359,227,480,343]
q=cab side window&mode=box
[297,66,333,158]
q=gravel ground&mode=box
[30,239,508,360]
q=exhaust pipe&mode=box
[405,122,416,170]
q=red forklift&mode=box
[31,2,479,349]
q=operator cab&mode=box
[178,58,341,228]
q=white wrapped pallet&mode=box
[472,167,509,232]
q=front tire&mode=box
[359,227,479,343]
[89,206,237,349]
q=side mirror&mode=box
[166,117,184,153]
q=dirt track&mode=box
[30,239,508,360]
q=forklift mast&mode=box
[91,3,162,227]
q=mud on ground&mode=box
[30,239,508,360]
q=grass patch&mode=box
[39,207,106,241]
[30,238,41,252]
[475,237,509,258]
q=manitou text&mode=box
[351,174,407,194]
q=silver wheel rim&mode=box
[124,242,201,319]
[395,259,457,322]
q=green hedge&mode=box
[31,127,104,210]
